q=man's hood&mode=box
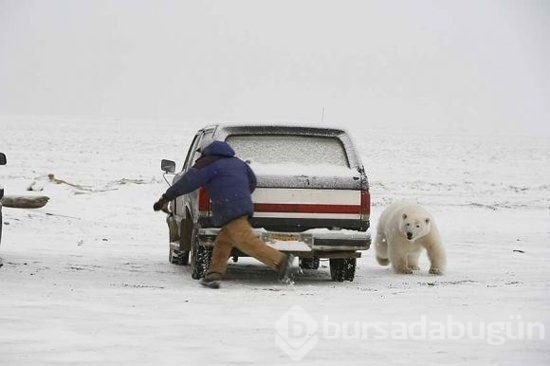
[202,140,235,157]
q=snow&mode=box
[267,241,312,252]
[227,133,350,167]
[250,162,356,178]
[1,118,549,365]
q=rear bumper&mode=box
[197,227,371,253]
[199,216,370,232]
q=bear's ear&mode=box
[425,218,430,224]
[402,213,407,220]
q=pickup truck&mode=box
[160,125,371,282]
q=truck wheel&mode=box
[166,215,189,265]
[329,258,356,282]
[191,242,212,279]
[299,257,320,270]
[169,248,190,265]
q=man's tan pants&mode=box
[207,216,285,276]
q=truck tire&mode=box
[299,257,320,270]
[173,214,193,266]
[191,241,212,279]
[169,248,189,265]
[166,214,188,265]
[329,258,356,282]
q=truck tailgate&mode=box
[249,171,369,232]
[252,188,361,220]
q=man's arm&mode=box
[154,156,222,211]
[164,166,210,200]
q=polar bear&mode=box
[375,201,446,275]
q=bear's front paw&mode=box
[429,267,443,275]
[395,267,413,274]
[408,265,420,271]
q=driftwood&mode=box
[1,195,50,209]
[47,173,93,190]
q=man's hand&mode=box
[153,195,168,211]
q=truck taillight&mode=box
[360,189,370,219]
[198,187,211,214]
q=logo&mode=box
[274,308,546,361]
[275,305,318,361]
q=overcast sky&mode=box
[0,0,548,136]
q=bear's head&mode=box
[400,213,431,241]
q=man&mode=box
[153,138,294,289]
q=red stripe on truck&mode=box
[254,203,360,214]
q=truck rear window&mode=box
[225,134,349,167]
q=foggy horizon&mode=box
[1,0,549,136]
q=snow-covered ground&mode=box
[1,117,549,365]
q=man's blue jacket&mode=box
[164,141,257,226]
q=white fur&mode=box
[375,201,446,275]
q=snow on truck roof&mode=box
[204,124,349,137]
[202,124,362,170]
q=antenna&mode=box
[321,107,325,123]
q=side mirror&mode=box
[161,159,176,174]
[0,152,6,165]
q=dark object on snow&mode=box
[1,152,6,247]
[0,152,5,200]
[1,195,50,209]
[513,249,525,254]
